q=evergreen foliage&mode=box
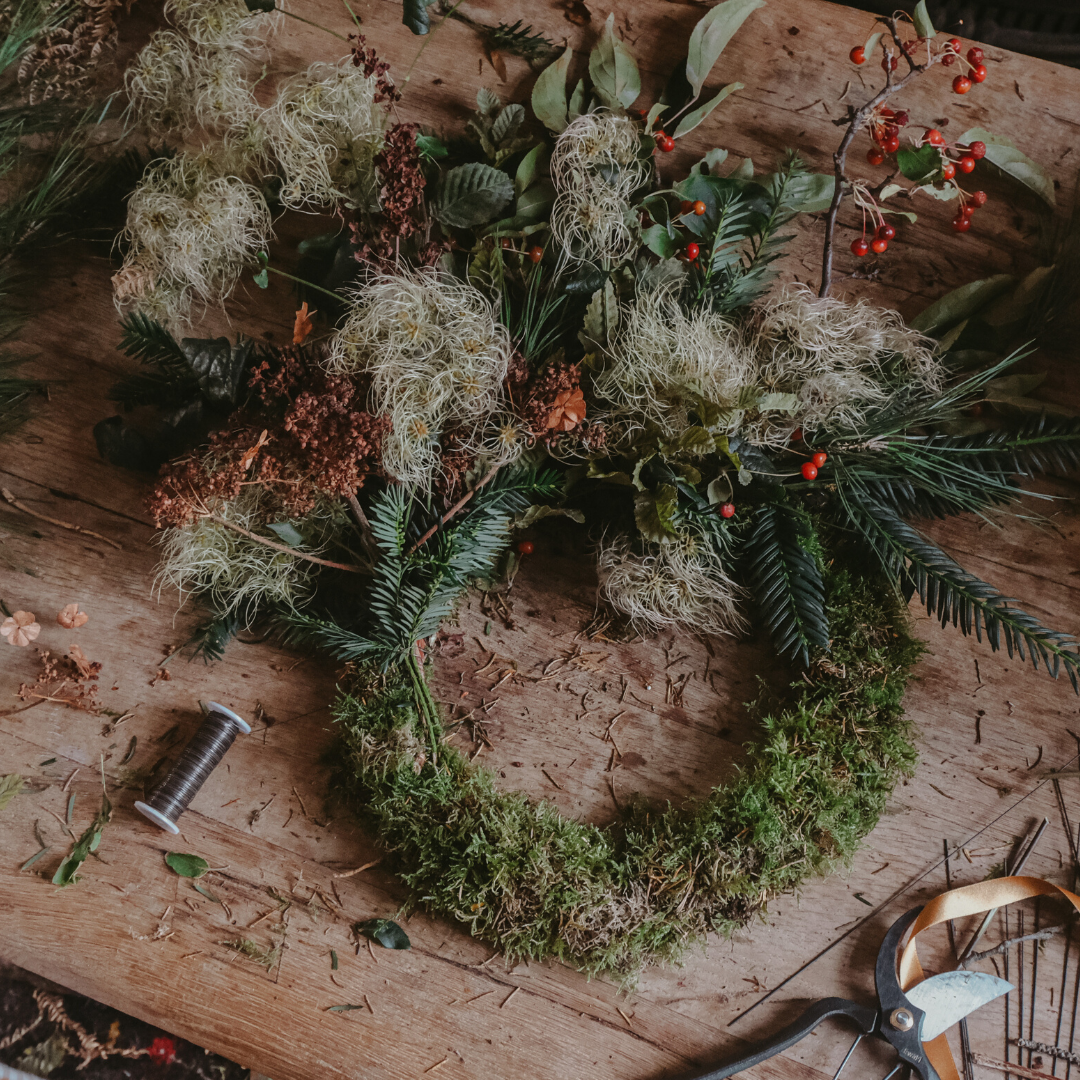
[109,313,200,409]
[745,501,830,667]
[186,609,241,664]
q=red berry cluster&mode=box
[801,451,828,480]
[654,130,675,153]
[915,130,989,230]
[866,105,910,164]
[944,41,988,93]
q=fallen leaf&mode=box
[354,918,411,950]
[56,603,88,629]
[67,644,96,679]
[486,46,508,82]
[238,429,270,472]
[293,302,316,345]
[0,773,24,812]
[165,851,209,878]
[1,611,40,647]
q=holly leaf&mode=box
[532,43,572,132]
[589,13,640,110]
[355,918,411,949]
[0,773,23,813]
[672,82,743,139]
[165,852,209,878]
[415,134,448,161]
[959,127,1055,207]
[896,144,940,183]
[436,163,514,228]
[912,1,935,39]
[685,0,765,98]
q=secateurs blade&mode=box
[684,906,1011,1080]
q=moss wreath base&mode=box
[330,559,922,980]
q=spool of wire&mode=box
[135,701,250,834]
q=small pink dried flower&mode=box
[57,603,88,629]
[2,611,41,647]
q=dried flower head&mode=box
[115,152,273,328]
[597,534,748,638]
[1,610,40,647]
[164,0,276,50]
[57,604,89,629]
[264,57,389,210]
[550,112,647,264]
[327,268,513,488]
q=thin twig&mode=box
[208,514,365,573]
[2,487,122,549]
[406,467,501,554]
[346,492,380,561]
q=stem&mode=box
[341,0,362,31]
[275,7,350,42]
[818,17,938,298]
[405,466,501,553]
[346,491,380,562]
[265,265,346,304]
[402,0,465,94]
[407,648,440,766]
[207,514,366,573]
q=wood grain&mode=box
[2,1,1080,1078]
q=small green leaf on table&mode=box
[331,948,339,970]
[165,851,209,878]
[52,793,111,887]
[355,918,411,949]
[910,275,1015,336]
[193,882,223,903]
[327,1003,364,1012]
[0,773,24,813]
[960,127,1056,207]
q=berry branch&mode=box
[819,16,937,298]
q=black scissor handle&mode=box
[677,997,879,1080]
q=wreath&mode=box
[83,0,1080,977]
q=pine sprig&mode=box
[851,496,1080,692]
[483,19,559,63]
[110,313,199,409]
[186,610,241,663]
[745,501,830,667]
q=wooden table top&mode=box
[2,1,1079,1078]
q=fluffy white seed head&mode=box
[116,152,273,329]
[164,0,277,50]
[550,112,647,265]
[264,58,388,210]
[597,533,748,638]
[327,268,514,488]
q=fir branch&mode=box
[109,313,199,409]
[276,610,378,662]
[186,610,241,664]
[850,495,1080,692]
[745,502,830,667]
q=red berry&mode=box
[686,242,700,261]
[942,53,956,66]
[500,237,512,249]
[876,223,896,241]
[971,63,987,83]
[962,203,976,218]
[879,107,895,119]
[720,502,736,519]
[967,46,984,65]
[947,37,962,52]
[951,214,971,232]
[658,135,675,152]
[811,451,828,468]
[971,189,987,207]
[148,1037,176,1066]
[953,74,972,94]
[791,427,803,443]
[958,155,976,173]
[517,540,534,555]
[871,237,888,254]
[850,45,866,64]
[941,161,956,180]
[529,245,543,263]
[882,134,900,154]
[867,148,885,166]
[882,55,898,72]
[692,200,707,216]
[894,110,909,127]
[969,141,987,160]
[851,237,870,257]
[801,462,819,480]
[926,129,945,147]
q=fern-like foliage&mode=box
[483,19,560,62]
[850,495,1080,692]
[744,501,830,667]
[109,313,199,409]
[186,609,241,664]
[279,467,562,668]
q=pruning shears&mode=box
[685,906,1011,1080]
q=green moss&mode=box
[329,561,922,980]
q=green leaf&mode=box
[180,337,251,407]
[531,43,572,132]
[912,1,935,39]
[783,172,835,214]
[53,792,111,887]
[896,144,940,183]
[589,13,641,110]
[193,882,223,903]
[910,275,1015,336]
[642,223,678,258]
[730,157,754,180]
[356,918,411,949]
[515,179,555,221]
[165,852,209,878]
[692,148,729,175]
[415,134,449,161]
[253,268,269,289]
[581,281,619,346]
[436,163,514,229]
[863,31,883,60]
[327,1003,365,1012]
[960,127,1055,207]
[672,82,743,139]
[491,103,526,146]
[634,485,679,543]
[403,0,438,35]
[515,144,546,196]
[756,391,799,413]
[567,78,586,122]
[646,103,668,131]
[0,773,23,813]
[265,521,306,547]
[331,948,339,970]
[685,0,765,98]
[982,265,1056,328]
